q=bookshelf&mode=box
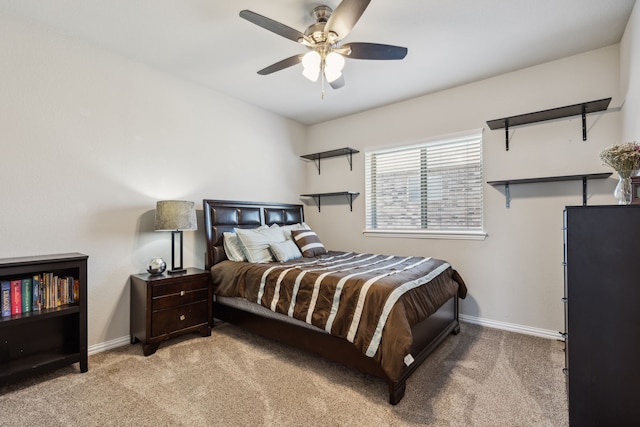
[0,253,88,384]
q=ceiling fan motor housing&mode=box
[311,5,332,22]
[306,6,334,44]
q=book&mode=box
[32,274,41,312]
[59,277,66,305]
[73,278,79,303]
[1,281,10,317]
[43,272,51,309]
[63,276,75,304]
[22,278,32,313]
[10,279,21,315]
[55,275,61,307]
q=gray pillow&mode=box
[235,226,286,263]
[270,239,303,262]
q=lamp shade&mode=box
[154,200,197,231]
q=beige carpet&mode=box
[0,322,568,426]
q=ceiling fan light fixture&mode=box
[302,50,321,81]
[324,68,342,83]
[324,51,345,83]
[325,51,345,70]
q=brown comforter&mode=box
[210,251,467,381]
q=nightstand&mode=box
[130,267,211,356]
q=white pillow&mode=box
[223,225,268,262]
[278,222,311,240]
[269,239,303,262]
[223,232,247,262]
[235,226,286,263]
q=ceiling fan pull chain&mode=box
[321,61,326,99]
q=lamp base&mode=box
[168,268,187,274]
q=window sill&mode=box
[362,229,487,241]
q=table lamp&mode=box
[154,200,197,274]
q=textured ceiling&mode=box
[0,0,635,125]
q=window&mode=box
[364,130,485,240]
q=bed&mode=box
[203,199,467,404]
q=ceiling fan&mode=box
[239,0,408,96]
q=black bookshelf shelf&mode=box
[301,191,360,212]
[301,147,359,174]
[487,98,611,150]
[487,172,612,208]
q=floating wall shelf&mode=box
[301,147,359,174]
[487,172,611,208]
[486,98,612,151]
[300,191,359,212]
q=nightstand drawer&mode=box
[152,276,208,297]
[151,301,208,337]
[152,288,208,310]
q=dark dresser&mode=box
[563,205,640,425]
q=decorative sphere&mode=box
[147,257,166,274]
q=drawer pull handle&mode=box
[180,290,185,296]
[179,314,185,321]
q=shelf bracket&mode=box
[505,122,510,151]
[582,177,587,206]
[346,151,354,171]
[313,159,321,175]
[581,106,587,141]
[505,182,511,208]
[345,193,355,211]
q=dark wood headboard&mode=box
[202,199,305,270]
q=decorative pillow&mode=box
[269,239,303,262]
[222,225,268,262]
[223,232,247,262]
[279,222,311,240]
[235,226,286,263]
[291,229,327,257]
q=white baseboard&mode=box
[459,314,562,340]
[87,316,562,356]
[88,335,130,355]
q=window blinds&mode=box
[365,131,483,232]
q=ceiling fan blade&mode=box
[257,54,303,75]
[324,0,371,41]
[341,42,408,60]
[329,75,345,89]
[240,10,306,43]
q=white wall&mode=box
[0,10,307,347]
[621,0,640,141]
[306,45,622,336]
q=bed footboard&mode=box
[214,295,459,405]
